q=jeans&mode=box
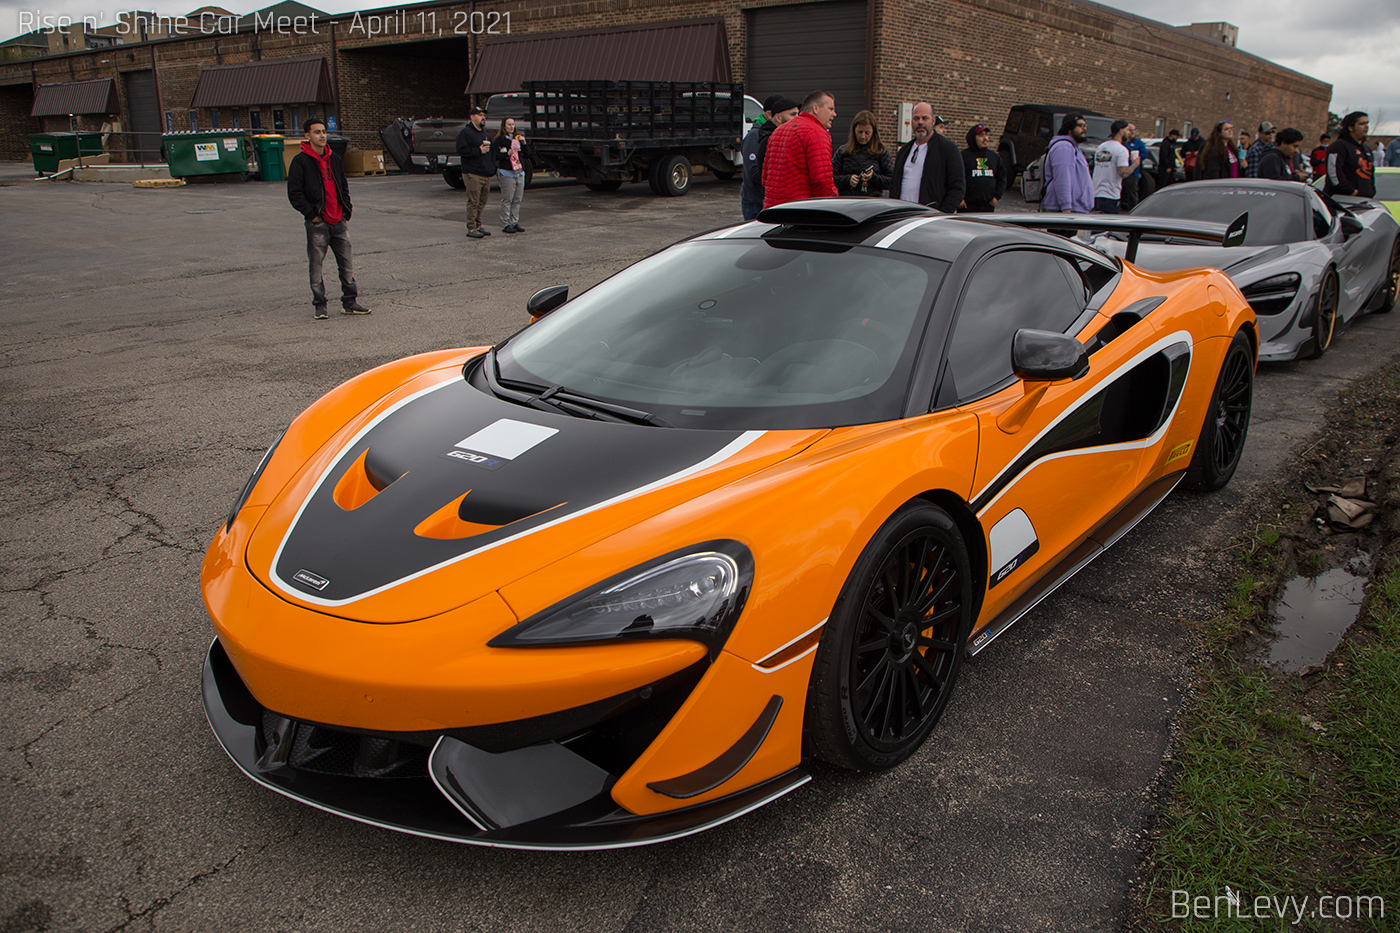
[465,173,491,229]
[1120,174,1140,210]
[741,199,762,221]
[305,218,356,309]
[1092,197,1121,214]
[499,172,524,227]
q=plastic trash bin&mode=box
[163,131,250,180]
[28,132,102,173]
[252,135,285,181]
[327,135,350,159]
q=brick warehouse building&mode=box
[0,0,1331,164]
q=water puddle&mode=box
[1265,554,1370,673]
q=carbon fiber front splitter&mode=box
[201,639,808,849]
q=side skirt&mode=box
[967,471,1184,656]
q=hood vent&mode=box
[332,449,407,511]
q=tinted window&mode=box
[744,98,763,124]
[1308,191,1334,239]
[498,241,948,430]
[1004,111,1022,134]
[1132,185,1307,245]
[944,250,1088,402]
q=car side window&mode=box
[1308,191,1334,239]
[943,250,1088,403]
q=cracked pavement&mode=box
[1,164,1397,932]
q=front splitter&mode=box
[201,639,809,849]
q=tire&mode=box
[1138,172,1157,200]
[1307,269,1339,358]
[523,165,534,190]
[1379,238,1399,313]
[805,502,972,771]
[712,166,736,181]
[585,179,622,192]
[1184,329,1253,491]
[652,154,692,197]
[443,166,465,190]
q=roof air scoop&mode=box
[757,198,935,228]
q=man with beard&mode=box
[1041,112,1092,214]
[1121,122,1150,209]
[455,105,496,238]
[740,94,799,220]
[1157,128,1182,188]
[1325,111,1375,198]
[958,123,1006,212]
[890,102,965,212]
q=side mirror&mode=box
[1340,213,1364,238]
[1011,328,1090,382]
[526,285,568,319]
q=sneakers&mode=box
[503,224,515,234]
[467,228,485,238]
[341,302,372,315]
[479,227,491,236]
[512,223,525,233]
[314,307,328,320]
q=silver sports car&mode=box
[1094,179,1399,361]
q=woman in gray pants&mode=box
[494,118,530,233]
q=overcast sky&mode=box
[4,0,1397,132]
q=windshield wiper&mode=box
[483,349,673,427]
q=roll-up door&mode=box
[122,71,161,163]
[746,0,867,114]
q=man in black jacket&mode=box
[1325,111,1376,198]
[890,102,965,212]
[958,124,1006,212]
[740,94,798,220]
[455,105,496,238]
[1258,128,1306,182]
[287,118,370,319]
[1156,129,1181,188]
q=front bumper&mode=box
[202,640,808,849]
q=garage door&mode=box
[746,0,867,114]
[122,71,161,163]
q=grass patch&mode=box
[1139,559,1400,931]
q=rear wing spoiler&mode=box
[993,212,1248,262]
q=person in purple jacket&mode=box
[1041,113,1093,214]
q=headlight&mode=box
[489,541,754,654]
[226,434,283,531]
[1239,272,1301,316]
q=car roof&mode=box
[1010,104,1108,116]
[696,199,1115,266]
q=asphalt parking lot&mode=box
[2,165,1398,933]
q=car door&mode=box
[937,248,1152,623]
[1313,190,1377,318]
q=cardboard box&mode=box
[343,150,385,176]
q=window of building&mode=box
[1154,118,1165,138]
[250,110,261,130]
[289,106,301,133]
[210,108,219,128]
[189,110,198,131]
[165,111,173,133]
[231,109,241,129]
[272,109,285,131]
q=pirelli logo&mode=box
[1166,441,1193,465]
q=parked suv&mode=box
[997,105,1110,181]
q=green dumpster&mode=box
[251,135,285,181]
[162,130,250,180]
[28,132,102,173]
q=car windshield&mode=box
[1375,172,1400,200]
[1132,185,1306,245]
[494,240,949,430]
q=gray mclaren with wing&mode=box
[1094,180,1400,361]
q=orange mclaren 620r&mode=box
[202,199,1256,849]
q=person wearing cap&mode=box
[934,114,948,136]
[1091,119,1138,213]
[957,123,1005,212]
[1121,123,1150,210]
[889,102,965,212]
[740,94,799,219]
[1157,129,1182,188]
[1245,122,1275,179]
[455,105,496,239]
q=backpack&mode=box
[1022,155,1046,202]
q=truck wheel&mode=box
[443,166,465,190]
[651,155,691,197]
[712,166,736,181]
[585,180,622,192]
[523,166,534,189]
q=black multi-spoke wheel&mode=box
[1380,239,1399,313]
[806,502,972,770]
[1185,329,1254,491]
[1308,270,1339,358]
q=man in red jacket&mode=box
[762,90,839,208]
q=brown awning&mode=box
[189,56,332,107]
[31,78,120,116]
[466,19,731,95]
